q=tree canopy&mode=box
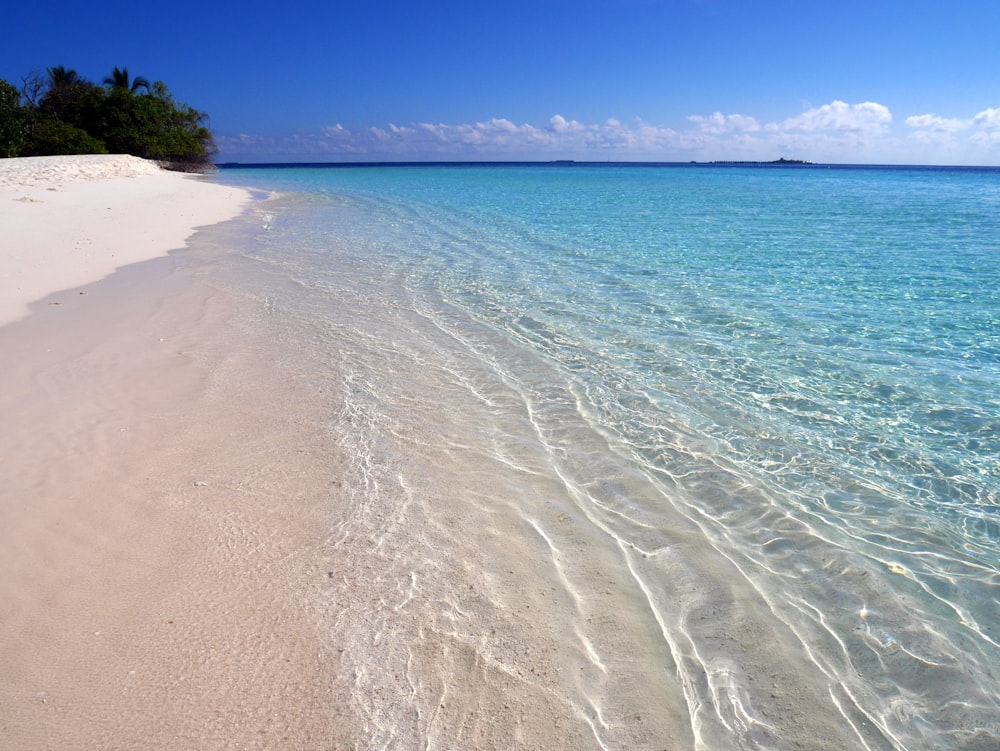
[0,65,217,170]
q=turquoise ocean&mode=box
[213,164,998,750]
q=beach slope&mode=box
[0,154,252,326]
[0,156,343,748]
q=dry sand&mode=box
[0,154,252,327]
[0,156,347,748]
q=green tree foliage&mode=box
[38,67,104,138]
[98,82,217,167]
[24,119,107,156]
[0,79,26,157]
[1,66,217,170]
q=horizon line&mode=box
[215,160,1000,171]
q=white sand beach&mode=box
[0,154,252,326]
[0,156,347,748]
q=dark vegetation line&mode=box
[0,66,216,172]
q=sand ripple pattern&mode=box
[216,167,1000,751]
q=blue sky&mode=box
[5,0,1000,164]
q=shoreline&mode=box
[0,154,253,327]
[0,157,346,747]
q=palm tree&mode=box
[40,65,94,123]
[47,66,82,89]
[103,67,150,94]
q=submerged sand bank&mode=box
[0,154,252,326]
[0,158,346,748]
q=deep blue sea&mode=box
[214,163,999,750]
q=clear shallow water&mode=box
[215,164,999,750]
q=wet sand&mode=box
[0,157,348,748]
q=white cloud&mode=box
[365,118,548,151]
[905,114,967,131]
[972,107,1000,128]
[969,108,1000,148]
[688,112,760,134]
[550,114,585,133]
[347,116,681,155]
[771,100,892,134]
[970,130,1000,147]
[684,101,896,161]
[323,123,351,138]
[900,107,1000,155]
[216,100,1000,165]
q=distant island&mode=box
[705,158,813,165]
